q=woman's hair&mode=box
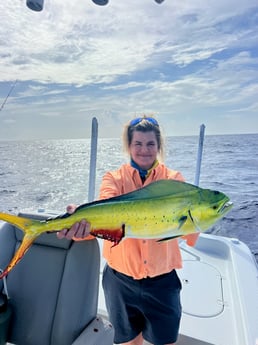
[122,115,165,161]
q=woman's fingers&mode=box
[57,228,69,239]
[67,204,77,214]
[57,220,90,240]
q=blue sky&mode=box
[0,0,258,140]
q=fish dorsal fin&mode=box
[115,179,199,201]
[102,179,198,203]
[72,180,199,215]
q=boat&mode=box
[177,234,258,345]
[0,118,257,345]
[97,233,258,345]
[1,212,257,345]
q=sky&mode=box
[0,0,258,140]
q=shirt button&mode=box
[144,260,147,264]
[143,240,146,243]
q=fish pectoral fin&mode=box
[156,215,188,243]
[178,215,188,229]
[0,234,37,279]
[157,234,182,242]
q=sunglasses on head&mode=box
[130,117,159,127]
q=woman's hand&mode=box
[57,204,91,240]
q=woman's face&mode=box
[129,130,159,170]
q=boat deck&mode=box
[98,234,258,345]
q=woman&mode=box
[58,116,198,345]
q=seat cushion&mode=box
[0,221,100,345]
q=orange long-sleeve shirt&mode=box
[99,163,198,279]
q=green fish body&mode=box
[0,179,232,278]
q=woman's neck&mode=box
[130,159,159,182]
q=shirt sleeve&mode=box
[181,233,199,246]
[99,171,121,199]
[167,169,185,182]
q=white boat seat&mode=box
[0,211,114,345]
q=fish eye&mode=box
[212,205,218,210]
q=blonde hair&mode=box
[122,116,165,161]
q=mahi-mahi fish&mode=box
[0,179,233,279]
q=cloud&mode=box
[0,0,258,139]
[0,0,256,84]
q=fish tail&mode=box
[0,212,40,279]
[0,212,36,233]
[0,234,37,279]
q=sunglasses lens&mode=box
[130,117,159,126]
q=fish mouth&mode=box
[218,200,233,214]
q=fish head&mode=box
[189,188,233,231]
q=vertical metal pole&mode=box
[88,117,98,202]
[194,124,205,186]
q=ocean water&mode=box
[0,133,258,262]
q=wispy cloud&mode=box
[0,0,257,139]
